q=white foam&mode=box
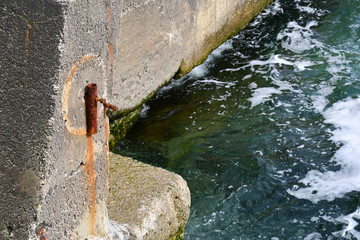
[140,103,150,118]
[277,21,319,53]
[294,60,314,71]
[190,64,209,77]
[224,54,313,73]
[331,208,360,238]
[297,6,316,14]
[262,0,283,16]
[248,87,281,108]
[304,232,322,240]
[250,54,294,67]
[325,50,350,83]
[288,97,360,203]
[189,40,233,78]
[310,47,351,113]
[296,1,328,18]
[272,78,296,92]
[247,66,301,108]
[211,40,233,57]
[248,82,257,89]
[271,0,283,14]
[195,79,236,89]
[249,0,283,27]
[157,77,186,95]
[243,74,252,80]
[311,85,335,113]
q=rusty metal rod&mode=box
[84,83,118,136]
[96,97,118,111]
[85,83,98,136]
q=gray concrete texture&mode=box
[108,153,190,240]
[0,0,272,239]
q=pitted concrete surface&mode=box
[107,153,191,240]
[0,0,272,239]
[0,0,64,238]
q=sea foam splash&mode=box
[246,56,305,108]
[288,97,360,203]
[189,40,233,78]
[248,87,281,108]
[332,207,360,238]
[277,21,319,53]
[249,0,283,27]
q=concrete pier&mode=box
[0,0,272,239]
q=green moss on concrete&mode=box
[168,227,185,240]
[109,75,175,150]
[109,107,141,151]
[1,226,13,240]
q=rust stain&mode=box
[86,135,96,235]
[62,55,96,136]
[107,5,112,27]
[25,20,31,58]
[23,20,31,86]
[104,106,110,188]
[110,42,114,78]
[38,226,46,240]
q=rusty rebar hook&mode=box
[84,83,118,136]
[96,97,118,111]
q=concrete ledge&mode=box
[107,153,191,240]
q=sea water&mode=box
[115,0,360,238]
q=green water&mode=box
[115,0,360,239]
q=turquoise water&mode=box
[115,0,360,239]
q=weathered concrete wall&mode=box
[0,0,272,239]
[111,0,273,111]
[1,0,115,239]
[0,1,64,239]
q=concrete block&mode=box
[107,153,190,240]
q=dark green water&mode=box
[115,0,360,239]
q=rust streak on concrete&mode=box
[109,42,114,79]
[103,106,110,190]
[23,20,31,86]
[38,226,46,240]
[86,135,96,235]
[25,20,31,58]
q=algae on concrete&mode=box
[109,108,141,151]
[1,226,13,240]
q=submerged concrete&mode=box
[0,0,272,239]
